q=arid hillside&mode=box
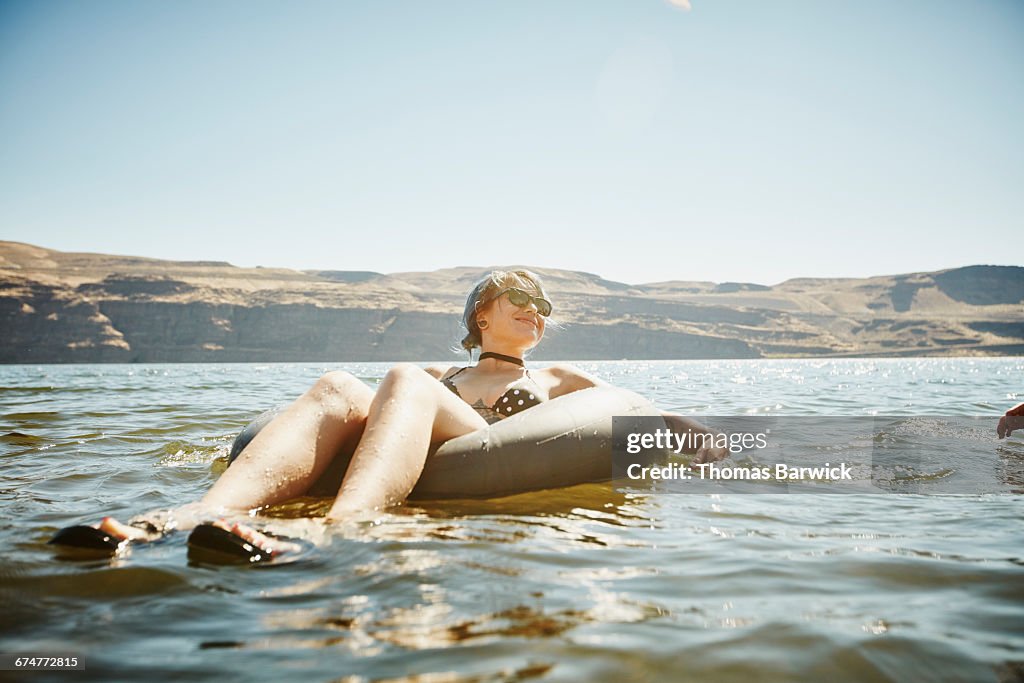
[1,241,1021,362]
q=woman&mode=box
[69,270,727,554]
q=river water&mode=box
[1,359,1022,682]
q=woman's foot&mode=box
[50,516,163,552]
[186,519,306,563]
[97,516,162,542]
[214,520,304,556]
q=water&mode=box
[1,359,1022,682]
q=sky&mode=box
[1,0,1022,286]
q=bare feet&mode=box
[93,503,210,541]
[97,516,162,542]
[212,519,303,556]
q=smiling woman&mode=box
[441,270,555,424]
[51,269,729,559]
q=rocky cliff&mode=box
[1,241,1021,362]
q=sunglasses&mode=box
[488,288,553,317]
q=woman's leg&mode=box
[327,363,488,519]
[98,371,374,539]
[190,364,485,554]
[201,370,374,510]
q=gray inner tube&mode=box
[227,386,665,499]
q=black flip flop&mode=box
[49,525,124,552]
[186,523,306,565]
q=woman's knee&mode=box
[309,371,372,409]
[380,363,434,392]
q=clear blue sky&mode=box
[1,0,1021,285]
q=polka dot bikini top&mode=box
[441,366,545,424]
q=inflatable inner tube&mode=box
[227,386,665,499]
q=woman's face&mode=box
[478,287,547,350]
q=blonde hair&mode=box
[459,269,549,354]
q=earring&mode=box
[478,320,488,329]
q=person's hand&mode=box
[693,444,729,464]
[997,403,1024,439]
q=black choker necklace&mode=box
[479,351,524,367]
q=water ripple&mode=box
[0,360,1021,682]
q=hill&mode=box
[1,241,1021,362]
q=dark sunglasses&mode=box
[489,288,552,317]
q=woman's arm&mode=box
[544,363,609,398]
[423,365,456,380]
[546,364,729,463]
